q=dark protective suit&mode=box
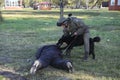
[35,45,72,71]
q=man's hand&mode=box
[74,32,78,35]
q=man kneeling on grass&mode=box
[30,44,74,74]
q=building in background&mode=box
[5,0,23,9]
[33,2,51,10]
[39,2,51,10]
[109,0,120,10]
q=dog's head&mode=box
[56,35,69,48]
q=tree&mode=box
[90,0,100,9]
[60,0,64,18]
[75,0,81,8]
[0,11,3,22]
[52,0,67,6]
[0,1,3,22]
[90,0,109,9]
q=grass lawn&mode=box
[0,8,120,80]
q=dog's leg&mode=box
[65,46,73,57]
[89,40,95,59]
[90,47,95,59]
[65,49,71,57]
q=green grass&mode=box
[0,8,120,80]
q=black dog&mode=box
[56,35,100,59]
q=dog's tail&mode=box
[93,36,101,42]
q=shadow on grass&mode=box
[2,10,100,17]
[91,26,120,32]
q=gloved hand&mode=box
[71,32,78,37]
[74,32,78,36]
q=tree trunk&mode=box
[90,0,100,9]
[76,0,81,9]
[86,0,89,9]
[60,0,64,18]
[0,2,3,22]
[0,11,3,22]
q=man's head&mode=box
[57,13,73,27]
[57,17,68,27]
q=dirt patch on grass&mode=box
[0,71,27,80]
[0,57,13,64]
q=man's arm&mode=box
[63,28,69,36]
[73,19,87,35]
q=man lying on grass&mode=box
[30,44,74,74]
